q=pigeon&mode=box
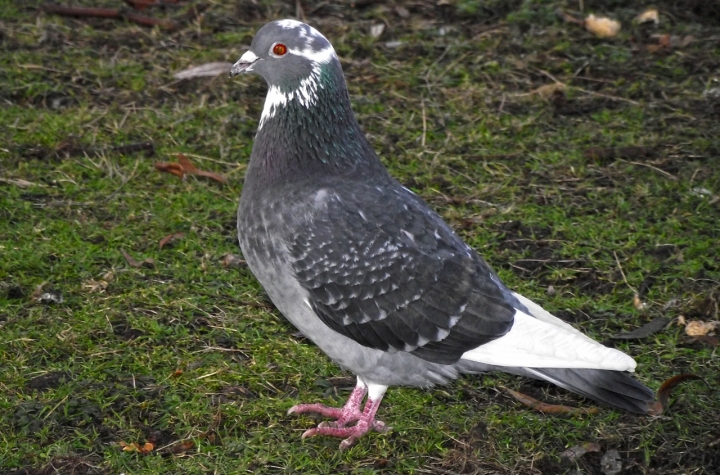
[230,19,654,450]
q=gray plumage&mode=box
[231,20,654,447]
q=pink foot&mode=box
[287,379,389,449]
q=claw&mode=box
[339,436,358,451]
[288,380,389,448]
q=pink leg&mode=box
[287,382,367,425]
[287,378,389,450]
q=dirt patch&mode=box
[26,371,73,391]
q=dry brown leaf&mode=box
[684,320,719,337]
[159,232,184,250]
[119,441,154,454]
[178,154,228,183]
[121,249,155,268]
[155,161,185,178]
[157,154,227,183]
[164,440,195,455]
[120,441,137,452]
[635,8,659,25]
[648,374,702,415]
[177,154,199,173]
[585,14,621,38]
[173,62,233,80]
[505,387,599,415]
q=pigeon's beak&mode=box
[230,50,260,77]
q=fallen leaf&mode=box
[585,14,621,38]
[155,161,185,178]
[159,232,184,250]
[561,442,602,461]
[205,432,219,445]
[648,373,702,415]
[222,254,247,267]
[635,8,659,25]
[164,440,195,455]
[177,154,199,173]
[120,441,137,452]
[121,249,140,267]
[121,249,155,268]
[504,387,598,415]
[612,317,670,340]
[156,155,227,183]
[178,154,228,183]
[684,320,719,337]
[119,441,154,454]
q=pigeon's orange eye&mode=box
[272,43,287,56]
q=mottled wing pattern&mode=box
[289,182,516,364]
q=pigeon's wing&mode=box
[289,181,516,364]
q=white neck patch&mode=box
[258,45,337,129]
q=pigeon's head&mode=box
[230,20,337,89]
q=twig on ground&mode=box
[613,251,638,295]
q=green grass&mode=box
[1,0,719,473]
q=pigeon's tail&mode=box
[457,361,654,414]
[456,290,655,413]
[523,367,655,414]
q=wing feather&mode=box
[289,181,515,363]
